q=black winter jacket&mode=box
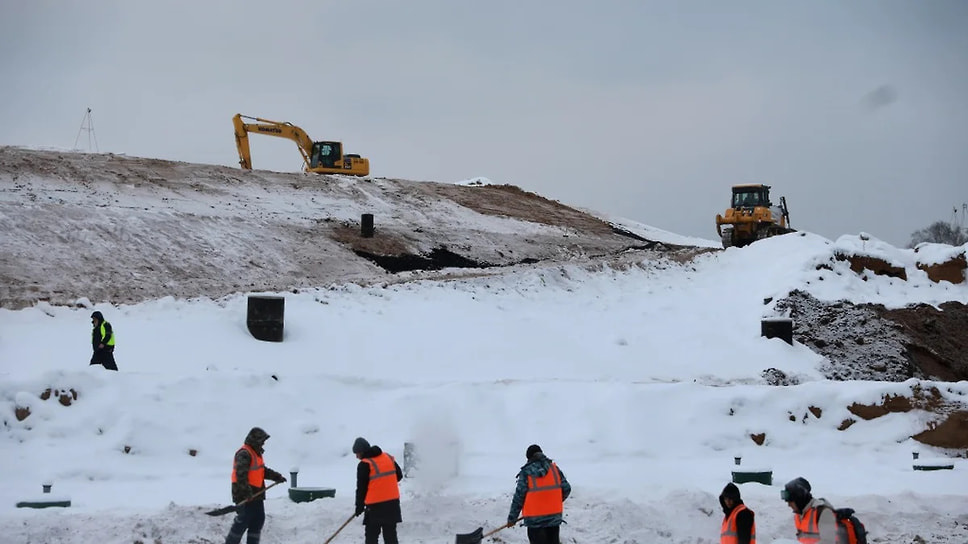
[355,445,403,525]
[719,483,754,544]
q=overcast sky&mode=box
[1,1,966,247]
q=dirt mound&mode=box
[775,291,968,382]
[879,301,968,382]
[0,147,693,309]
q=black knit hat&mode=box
[91,311,104,320]
[526,444,542,460]
[352,437,370,454]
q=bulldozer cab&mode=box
[731,185,771,209]
[310,141,343,169]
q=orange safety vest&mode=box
[721,503,756,544]
[364,452,400,505]
[230,444,265,488]
[794,506,822,544]
[521,462,564,518]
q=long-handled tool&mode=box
[205,480,284,516]
[323,513,358,544]
[455,518,521,544]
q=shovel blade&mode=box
[455,526,483,544]
[205,505,237,517]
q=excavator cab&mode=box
[310,141,342,169]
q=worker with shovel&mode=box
[223,427,286,544]
[353,436,403,544]
[506,444,572,544]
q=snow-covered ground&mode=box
[2,228,968,543]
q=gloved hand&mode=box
[273,475,287,483]
[355,505,365,517]
[505,519,516,528]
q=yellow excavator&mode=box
[715,184,794,248]
[232,113,369,176]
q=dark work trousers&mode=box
[90,346,118,371]
[364,523,399,544]
[224,500,265,544]
[527,526,561,544]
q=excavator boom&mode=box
[232,113,369,176]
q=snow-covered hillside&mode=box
[2,148,968,543]
[0,146,717,310]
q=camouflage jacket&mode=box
[507,453,571,528]
[231,444,284,503]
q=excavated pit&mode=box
[353,247,491,273]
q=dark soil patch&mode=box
[354,247,490,273]
[775,291,968,382]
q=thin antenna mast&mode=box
[73,108,99,152]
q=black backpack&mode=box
[832,507,867,544]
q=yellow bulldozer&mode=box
[715,184,794,248]
[232,113,369,176]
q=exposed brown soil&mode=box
[879,301,968,382]
[846,384,968,452]
[912,411,968,451]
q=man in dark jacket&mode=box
[224,427,286,544]
[90,311,118,371]
[353,437,403,544]
[719,482,755,544]
[506,444,572,544]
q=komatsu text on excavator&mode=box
[715,184,794,248]
[232,114,369,176]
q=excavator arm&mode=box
[233,114,315,171]
[232,113,369,176]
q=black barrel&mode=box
[247,295,285,342]
[761,318,793,345]
[361,213,374,238]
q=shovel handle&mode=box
[323,513,358,544]
[485,517,523,537]
[205,480,285,516]
[239,480,284,506]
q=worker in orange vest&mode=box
[506,444,572,544]
[719,482,755,544]
[224,427,286,544]
[353,437,403,544]
[782,477,839,543]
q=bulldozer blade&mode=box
[454,527,483,544]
